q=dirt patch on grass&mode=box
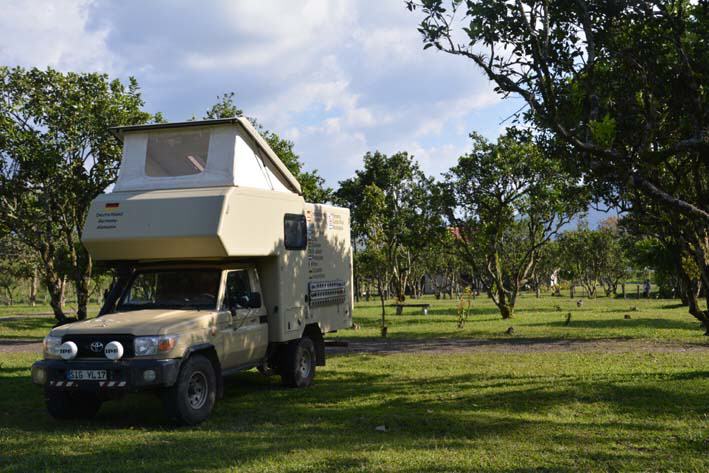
[2,336,707,356]
[328,337,709,356]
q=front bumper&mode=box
[31,358,181,391]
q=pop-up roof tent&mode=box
[83,118,310,261]
[111,117,302,195]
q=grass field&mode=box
[335,294,707,343]
[0,294,705,343]
[0,294,707,472]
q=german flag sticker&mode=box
[105,203,120,209]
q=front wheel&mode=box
[162,354,216,426]
[45,389,102,420]
[281,337,316,388]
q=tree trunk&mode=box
[29,268,38,306]
[44,271,67,323]
[377,276,387,337]
[622,283,626,299]
[59,277,66,309]
[75,275,90,320]
[497,286,514,319]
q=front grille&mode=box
[61,334,135,359]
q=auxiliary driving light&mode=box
[59,341,78,360]
[143,370,156,382]
[104,341,124,360]
[31,366,46,384]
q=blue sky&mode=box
[0,0,528,187]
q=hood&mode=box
[50,309,217,337]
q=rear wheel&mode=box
[162,354,216,426]
[45,389,102,420]
[280,337,316,388]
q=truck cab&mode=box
[31,118,353,425]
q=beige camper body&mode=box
[33,119,353,425]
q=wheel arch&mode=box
[303,323,325,366]
[183,343,223,399]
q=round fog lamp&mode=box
[143,369,156,382]
[32,367,46,384]
[104,341,124,360]
[59,341,78,360]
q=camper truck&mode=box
[31,118,353,425]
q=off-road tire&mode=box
[162,354,216,426]
[45,389,102,420]
[280,337,316,388]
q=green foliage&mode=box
[336,151,443,306]
[0,235,37,305]
[0,67,153,320]
[410,1,708,221]
[588,114,616,148]
[204,92,243,119]
[558,221,634,298]
[410,0,709,327]
[443,131,586,318]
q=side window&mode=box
[145,130,210,177]
[223,270,252,310]
[284,214,307,250]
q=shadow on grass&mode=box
[0,316,54,339]
[526,318,699,331]
[2,357,707,472]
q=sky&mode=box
[0,0,529,188]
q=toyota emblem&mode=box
[90,341,104,353]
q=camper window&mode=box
[284,214,307,250]
[145,130,210,177]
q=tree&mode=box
[417,230,463,300]
[442,132,585,318]
[336,151,442,307]
[596,219,632,297]
[0,234,37,305]
[622,200,709,332]
[203,93,332,203]
[0,67,152,322]
[530,239,561,298]
[558,228,604,298]
[410,0,708,221]
[410,0,709,329]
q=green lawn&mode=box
[337,293,707,343]
[0,304,100,340]
[1,295,705,343]
[1,294,707,472]
[0,350,707,472]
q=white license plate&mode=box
[67,369,107,381]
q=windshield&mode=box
[118,269,221,311]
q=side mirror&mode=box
[248,292,261,308]
[229,292,262,312]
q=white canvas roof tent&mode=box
[109,117,302,195]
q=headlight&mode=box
[43,335,62,357]
[134,335,178,356]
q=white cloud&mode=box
[0,0,510,187]
[184,0,353,71]
[0,0,113,72]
